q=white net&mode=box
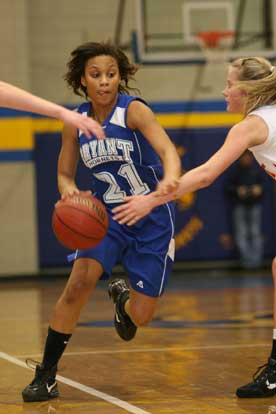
[195,31,234,94]
[197,31,234,64]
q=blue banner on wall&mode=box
[171,128,275,261]
[34,131,275,268]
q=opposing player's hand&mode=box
[155,177,180,196]
[112,195,154,226]
[61,109,105,140]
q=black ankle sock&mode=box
[271,339,276,360]
[42,327,72,368]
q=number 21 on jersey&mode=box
[94,163,150,204]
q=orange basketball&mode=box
[52,193,109,250]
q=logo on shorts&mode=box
[136,280,144,289]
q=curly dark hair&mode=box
[64,42,139,98]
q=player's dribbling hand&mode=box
[60,189,91,201]
[112,195,154,226]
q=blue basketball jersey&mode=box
[69,93,175,297]
[77,93,163,211]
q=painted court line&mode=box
[0,351,151,414]
[15,342,270,359]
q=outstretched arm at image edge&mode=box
[0,81,104,139]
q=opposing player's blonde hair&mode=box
[231,57,276,114]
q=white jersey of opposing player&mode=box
[249,105,276,179]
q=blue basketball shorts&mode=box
[68,202,175,297]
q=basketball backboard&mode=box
[133,0,276,64]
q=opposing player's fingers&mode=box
[83,123,105,140]
[92,124,105,140]
[112,207,123,214]
[122,195,135,202]
[118,213,136,225]
[126,216,139,226]
[113,209,131,221]
[95,123,105,139]
[81,127,90,139]
[113,213,121,221]
[112,204,129,213]
[117,216,130,225]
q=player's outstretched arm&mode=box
[0,81,104,139]
[112,156,231,225]
[113,116,266,225]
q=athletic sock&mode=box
[271,329,276,360]
[41,326,72,368]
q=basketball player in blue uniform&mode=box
[0,80,104,139]
[22,41,181,402]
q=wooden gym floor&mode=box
[0,269,275,414]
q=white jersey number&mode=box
[93,163,150,204]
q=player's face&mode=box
[222,67,246,113]
[81,55,120,106]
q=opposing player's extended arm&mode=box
[0,81,104,140]
[127,101,181,194]
[57,123,81,198]
[174,115,267,194]
[113,116,268,225]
